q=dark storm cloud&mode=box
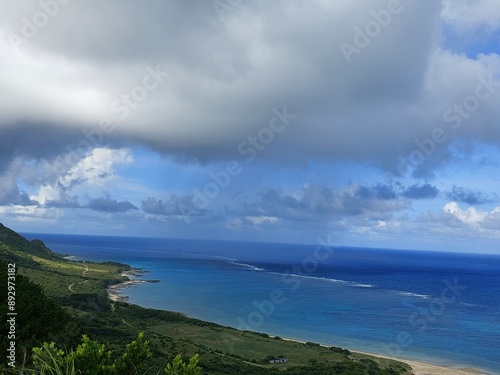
[44,193,137,212]
[235,181,451,223]
[357,183,398,200]
[402,183,439,199]
[0,1,499,176]
[446,186,492,205]
[0,123,84,172]
[87,197,137,213]
[0,170,37,206]
[0,186,36,206]
[141,196,206,216]
[24,1,227,65]
[239,184,408,222]
[44,193,80,209]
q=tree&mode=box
[164,354,202,375]
[115,332,152,375]
[71,335,115,374]
[0,260,70,369]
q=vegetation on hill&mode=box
[0,224,55,261]
[0,258,71,365]
[0,223,412,375]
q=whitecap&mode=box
[229,261,265,272]
[396,291,431,299]
[274,272,374,288]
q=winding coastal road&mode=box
[66,263,139,330]
[68,264,89,293]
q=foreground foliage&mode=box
[14,333,201,375]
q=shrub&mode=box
[14,333,201,375]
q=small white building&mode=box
[269,357,288,364]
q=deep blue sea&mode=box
[23,233,500,373]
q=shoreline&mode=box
[107,269,158,302]
[106,267,495,375]
[347,350,492,375]
[276,337,492,375]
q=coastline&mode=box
[107,278,494,375]
[106,266,495,375]
[276,337,492,375]
[350,350,492,375]
[107,269,158,302]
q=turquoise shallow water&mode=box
[24,233,500,373]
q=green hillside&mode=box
[0,223,412,375]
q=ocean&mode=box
[22,233,500,373]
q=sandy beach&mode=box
[277,337,493,375]
[400,359,491,375]
[353,350,494,375]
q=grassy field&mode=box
[20,256,128,297]
[0,227,129,299]
[102,303,411,373]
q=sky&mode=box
[0,0,500,253]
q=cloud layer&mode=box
[1,1,500,251]
[1,0,499,176]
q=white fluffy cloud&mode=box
[442,0,500,33]
[26,147,133,205]
[0,205,64,222]
[59,148,133,189]
[438,201,500,240]
[443,201,488,225]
